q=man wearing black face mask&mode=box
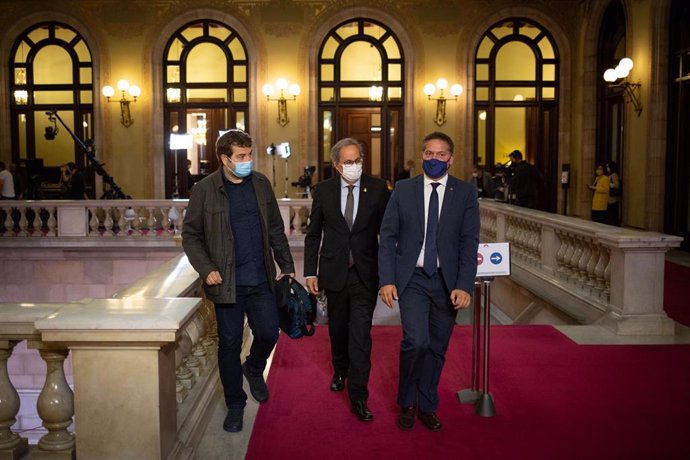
[378,131,480,432]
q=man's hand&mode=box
[306,278,319,295]
[205,271,222,286]
[379,284,398,309]
[276,272,295,281]
[450,289,471,310]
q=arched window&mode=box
[318,18,404,181]
[474,18,559,211]
[162,20,249,198]
[9,22,94,198]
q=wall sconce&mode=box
[102,79,141,127]
[423,78,463,126]
[603,57,642,116]
[262,78,300,127]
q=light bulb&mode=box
[117,79,130,92]
[450,84,463,97]
[276,78,288,91]
[262,84,275,97]
[288,84,301,97]
[102,85,115,98]
[129,85,141,98]
[603,68,618,82]
[423,83,436,96]
[436,78,448,90]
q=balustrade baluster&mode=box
[31,206,42,237]
[46,207,57,237]
[593,246,608,297]
[34,347,75,456]
[102,206,115,236]
[17,208,28,237]
[0,342,29,458]
[146,207,156,236]
[88,206,99,236]
[117,207,127,237]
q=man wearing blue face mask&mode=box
[182,129,295,433]
[379,131,479,432]
[304,137,390,422]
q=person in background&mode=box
[10,164,26,200]
[588,163,610,224]
[468,164,493,198]
[0,161,16,200]
[398,160,416,181]
[379,131,479,432]
[182,129,295,433]
[507,150,543,209]
[606,161,621,226]
[60,162,86,199]
[492,164,508,201]
[304,137,390,422]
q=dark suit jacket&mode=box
[378,174,480,296]
[304,174,390,292]
[182,169,295,304]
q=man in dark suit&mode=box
[379,131,479,431]
[304,137,390,422]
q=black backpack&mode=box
[275,277,316,339]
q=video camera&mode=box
[292,166,316,190]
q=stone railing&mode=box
[479,199,683,335]
[0,198,313,240]
[0,254,225,460]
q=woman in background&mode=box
[606,161,621,226]
[588,164,610,224]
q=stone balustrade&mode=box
[479,199,683,335]
[0,254,223,459]
[0,198,312,241]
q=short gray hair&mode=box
[330,137,365,164]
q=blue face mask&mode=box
[422,158,449,178]
[232,160,253,178]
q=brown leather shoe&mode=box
[397,405,416,431]
[418,411,442,431]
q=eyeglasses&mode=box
[340,158,363,166]
[423,150,451,160]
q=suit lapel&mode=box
[350,175,369,232]
[415,175,425,232]
[327,177,350,230]
[439,176,456,228]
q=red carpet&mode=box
[665,260,690,327]
[246,325,690,460]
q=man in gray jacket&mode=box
[182,129,294,433]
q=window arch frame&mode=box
[161,18,250,198]
[317,17,405,180]
[8,21,95,196]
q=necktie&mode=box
[344,185,355,266]
[424,183,440,276]
[344,185,354,229]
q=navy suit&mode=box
[378,174,479,411]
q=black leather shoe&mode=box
[418,411,442,431]
[330,374,345,392]
[351,400,374,422]
[397,405,416,431]
[223,407,244,432]
[242,362,269,403]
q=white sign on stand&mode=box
[476,242,511,277]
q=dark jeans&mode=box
[215,282,279,409]
[397,269,457,412]
[325,266,378,402]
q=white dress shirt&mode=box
[340,177,361,222]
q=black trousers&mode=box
[325,266,378,402]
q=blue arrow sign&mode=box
[490,252,503,264]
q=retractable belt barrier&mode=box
[457,243,511,418]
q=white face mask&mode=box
[341,163,363,182]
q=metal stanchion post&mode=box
[458,280,482,404]
[475,278,496,417]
